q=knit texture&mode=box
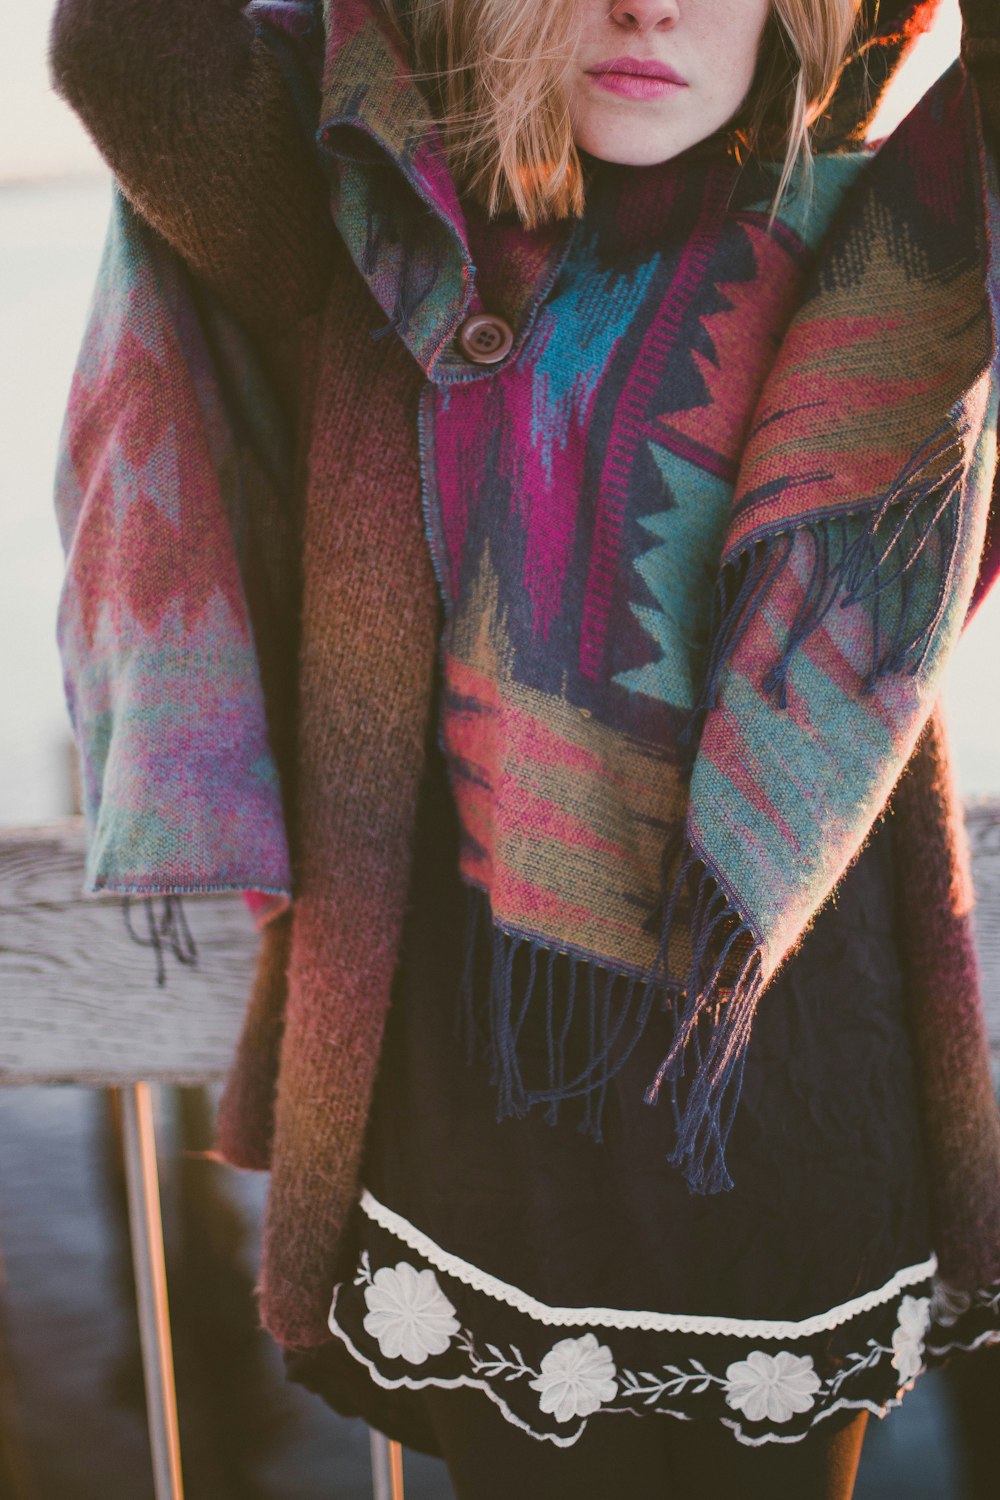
[892,706,1000,1288]
[52,182,296,899]
[256,270,441,1341]
[213,909,292,1171]
[48,0,336,341]
[415,77,998,1190]
[49,0,1000,1346]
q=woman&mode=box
[48,1,1000,1495]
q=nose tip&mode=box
[610,0,680,29]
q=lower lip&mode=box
[587,72,686,100]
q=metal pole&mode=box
[119,1083,185,1500]
[369,1431,405,1500]
[369,1430,390,1500]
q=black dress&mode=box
[286,688,1000,1454]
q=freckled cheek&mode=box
[700,53,761,123]
[691,8,769,107]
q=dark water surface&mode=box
[1,1086,998,1498]
[0,1086,451,1500]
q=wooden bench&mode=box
[2,809,999,1498]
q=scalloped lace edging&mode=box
[359,1187,937,1338]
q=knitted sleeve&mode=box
[47,0,336,336]
[961,0,1000,148]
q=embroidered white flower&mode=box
[890,1294,931,1385]
[929,1279,972,1329]
[528,1333,618,1423]
[724,1350,822,1424]
[362,1262,460,1365]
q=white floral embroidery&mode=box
[362,1261,460,1365]
[457,1331,538,1384]
[929,1279,972,1329]
[620,1358,726,1404]
[331,1226,1000,1448]
[890,1294,931,1386]
[724,1350,822,1424]
[528,1333,618,1423]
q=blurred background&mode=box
[1,1,998,1496]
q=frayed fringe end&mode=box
[122,895,198,987]
[643,838,765,1196]
[457,862,764,1198]
[681,427,965,768]
[456,885,664,1146]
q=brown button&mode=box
[457,312,514,366]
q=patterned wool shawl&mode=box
[55,0,1000,1200]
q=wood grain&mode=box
[0,821,256,1084]
[2,811,999,1085]
[966,802,1000,1065]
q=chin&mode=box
[574,131,690,168]
[570,110,695,169]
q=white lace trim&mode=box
[359,1188,938,1339]
[927,1326,1000,1359]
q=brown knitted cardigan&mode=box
[49,0,1000,1352]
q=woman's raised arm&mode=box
[961,0,1000,145]
[48,0,336,335]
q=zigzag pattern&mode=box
[55,187,292,898]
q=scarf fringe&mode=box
[121,895,198,987]
[457,870,763,1196]
[643,839,766,1195]
[455,435,966,1193]
[682,428,965,767]
[457,885,666,1144]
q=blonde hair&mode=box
[379,0,863,228]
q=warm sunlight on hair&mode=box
[868,0,960,137]
[381,0,862,226]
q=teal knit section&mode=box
[530,233,661,484]
[614,446,732,710]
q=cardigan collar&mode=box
[315,0,476,376]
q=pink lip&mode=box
[586,56,687,100]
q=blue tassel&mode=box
[122,895,197,988]
[457,888,663,1143]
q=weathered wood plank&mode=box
[0,821,256,1084]
[966,802,1000,1062]
[1,810,999,1086]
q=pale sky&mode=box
[0,0,965,182]
[0,1,104,180]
